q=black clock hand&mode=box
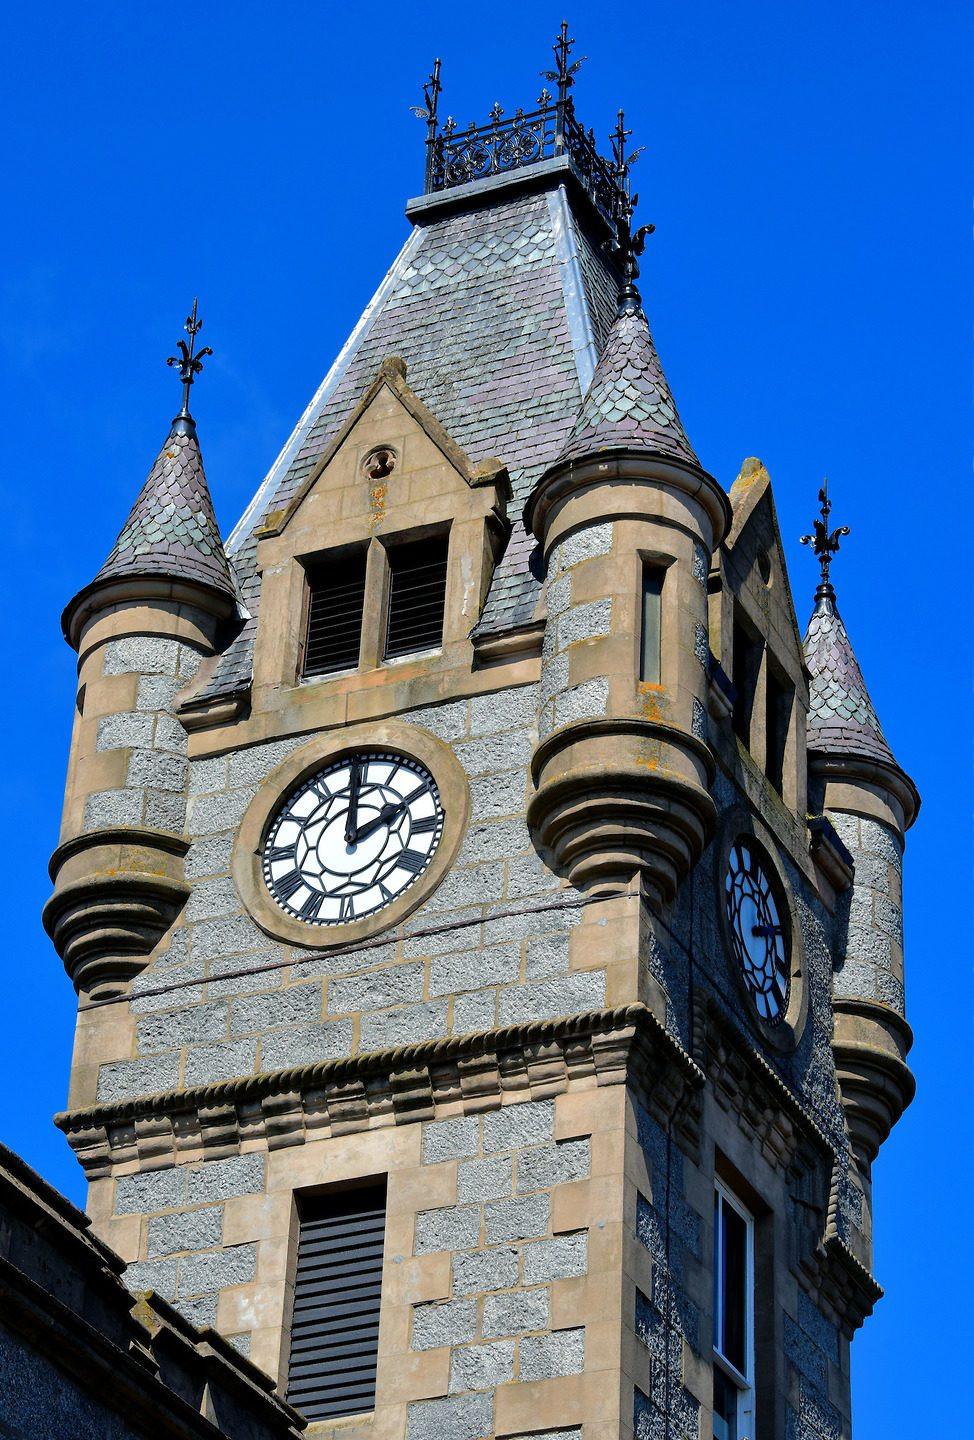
[352,801,406,845]
[345,760,361,844]
[752,924,782,937]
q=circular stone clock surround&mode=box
[715,815,808,1052]
[233,720,470,949]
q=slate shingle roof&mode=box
[194,179,623,702]
[93,419,236,602]
[802,588,895,765]
[555,297,699,467]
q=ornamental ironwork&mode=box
[413,23,642,233]
[166,298,212,418]
[801,479,850,592]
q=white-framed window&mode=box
[713,1180,755,1440]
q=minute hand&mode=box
[352,802,405,844]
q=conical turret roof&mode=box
[802,586,894,765]
[92,416,236,601]
[555,296,699,468]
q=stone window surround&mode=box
[298,523,453,682]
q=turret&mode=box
[45,304,238,999]
[523,243,731,910]
[801,488,919,1191]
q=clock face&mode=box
[262,751,444,925]
[724,839,790,1024]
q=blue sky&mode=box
[0,2,969,1429]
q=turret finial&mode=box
[166,298,213,424]
[801,478,850,601]
[607,107,653,309]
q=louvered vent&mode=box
[287,1183,386,1421]
[384,534,449,659]
[303,551,367,676]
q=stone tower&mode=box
[47,33,917,1440]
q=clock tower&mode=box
[47,30,917,1440]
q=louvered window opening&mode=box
[384,535,449,659]
[287,1183,387,1421]
[303,552,367,676]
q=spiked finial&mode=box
[606,108,653,308]
[166,299,213,423]
[541,21,586,106]
[411,59,443,190]
[801,479,850,596]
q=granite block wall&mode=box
[829,812,905,1015]
[538,525,614,742]
[97,688,605,1106]
[84,635,203,835]
[632,1102,702,1440]
[407,1098,589,1440]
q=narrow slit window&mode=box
[384,534,449,659]
[713,1182,755,1440]
[765,664,793,795]
[303,550,367,677]
[732,616,761,747]
[640,566,664,683]
[287,1182,387,1422]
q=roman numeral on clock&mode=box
[298,890,324,921]
[397,849,427,875]
[268,843,297,863]
[276,870,305,902]
[410,815,438,834]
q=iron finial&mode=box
[606,110,652,309]
[412,58,443,191]
[800,479,850,598]
[166,298,212,420]
[541,21,585,102]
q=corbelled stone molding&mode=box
[527,717,717,906]
[693,990,832,1179]
[693,990,884,1336]
[44,828,191,999]
[55,1004,704,1179]
[832,998,915,1169]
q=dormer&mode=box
[251,357,510,707]
[710,459,809,816]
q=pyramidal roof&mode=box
[802,585,895,766]
[91,416,236,602]
[555,295,699,468]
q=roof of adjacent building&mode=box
[191,168,647,703]
[802,587,895,766]
[90,417,236,602]
[555,295,699,467]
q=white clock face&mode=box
[724,839,790,1024]
[262,751,444,925]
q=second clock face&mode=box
[262,751,444,925]
[724,838,790,1024]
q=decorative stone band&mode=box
[522,451,733,558]
[62,572,239,654]
[44,827,191,998]
[527,716,718,904]
[55,1004,704,1180]
[808,751,921,835]
[692,990,883,1337]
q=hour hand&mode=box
[344,760,361,844]
[352,802,404,845]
